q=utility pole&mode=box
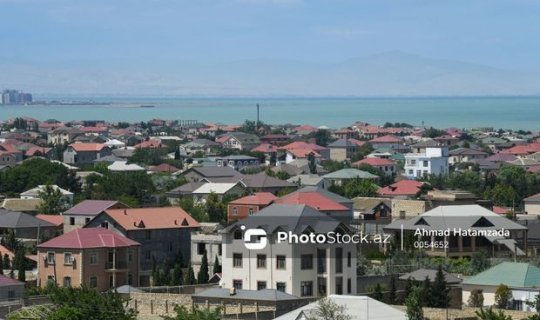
[256,104,260,128]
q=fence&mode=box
[0,296,51,318]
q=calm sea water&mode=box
[1,97,539,130]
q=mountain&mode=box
[1,51,539,96]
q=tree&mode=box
[213,256,221,275]
[306,297,352,320]
[38,184,64,214]
[198,250,210,284]
[495,284,512,309]
[275,171,290,180]
[405,286,424,320]
[471,251,490,274]
[475,307,512,320]
[15,249,25,282]
[468,289,484,307]
[421,276,432,307]
[161,305,222,320]
[206,192,225,222]
[0,253,4,275]
[388,275,397,305]
[484,184,519,207]
[171,264,184,286]
[371,283,384,301]
[342,178,378,198]
[3,254,10,270]
[404,277,415,298]
[185,264,197,285]
[308,153,317,174]
[431,265,450,308]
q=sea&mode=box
[1,96,539,130]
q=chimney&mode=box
[124,209,127,215]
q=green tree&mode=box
[431,265,450,308]
[343,178,378,198]
[475,307,512,320]
[185,265,197,285]
[206,192,225,222]
[308,153,317,174]
[371,283,384,301]
[495,284,512,309]
[306,297,352,320]
[471,251,490,274]
[161,305,222,320]
[198,250,210,284]
[3,254,10,270]
[38,184,64,214]
[421,276,432,307]
[468,289,484,307]
[388,275,397,305]
[484,184,519,207]
[0,253,4,275]
[405,286,424,320]
[15,249,25,282]
[213,256,221,275]
[171,264,184,286]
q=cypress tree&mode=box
[185,265,196,285]
[213,256,221,275]
[0,252,4,275]
[172,264,184,286]
[406,286,424,320]
[372,283,384,301]
[431,265,449,308]
[421,276,432,307]
[198,251,209,284]
[388,275,397,304]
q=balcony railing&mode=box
[105,261,128,270]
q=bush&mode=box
[468,289,484,307]
[495,284,512,309]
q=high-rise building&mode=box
[1,89,33,104]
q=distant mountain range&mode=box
[1,51,539,97]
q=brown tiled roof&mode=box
[104,207,200,230]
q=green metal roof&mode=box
[463,262,540,288]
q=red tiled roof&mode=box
[69,143,107,152]
[229,192,277,206]
[0,244,15,260]
[80,126,108,132]
[275,192,349,211]
[64,200,123,216]
[36,214,64,226]
[104,207,200,231]
[25,146,52,157]
[501,144,540,155]
[279,141,326,151]
[287,148,321,158]
[370,135,402,143]
[378,180,425,196]
[348,139,366,147]
[37,228,140,249]
[492,206,509,215]
[149,163,180,173]
[353,157,395,167]
[251,143,279,153]
[294,125,318,132]
[134,139,164,149]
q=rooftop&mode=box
[38,228,140,249]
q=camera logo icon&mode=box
[241,226,267,250]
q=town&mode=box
[0,116,539,320]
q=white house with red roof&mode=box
[353,157,396,176]
[63,142,112,165]
[369,135,404,151]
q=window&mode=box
[145,230,152,240]
[90,276,98,288]
[234,229,243,240]
[69,217,75,225]
[47,252,55,265]
[218,245,222,256]
[347,278,352,294]
[317,249,326,274]
[408,169,413,175]
[145,250,151,261]
[128,250,133,262]
[168,242,174,252]
[301,255,313,270]
[423,160,429,167]
[257,254,266,269]
[399,210,406,219]
[335,277,343,295]
[85,218,90,224]
[89,253,98,265]
[257,281,267,290]
[276,255,286,270]
[276,282,286,292]
[128,274,133,285]
[7,290,15,300]
[47,276,55,285]
[248,207,254,215]
[317,277,327,296]
[101,221,109,229]
[301,281,313,297]
[232,207,238,216]
[64,252,73,265]
[233,253,242,267]
[197,243,206,255]
[63,277,72,287]
[335,248,343,273]
[233,280,242,290]
[347,252,352,268]
[411,160,416,165]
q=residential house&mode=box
[1,198,42,213]
[251,143,279,165]
[272,159,326,177]
[222,204,357,297]
[190,223,223,280]
[63,143,112,166]
[274,191,353,223]
[47,127,83,145]
[63,200,128,233]
[219,132,260,151]
[352,197,392,234]
[384,205,527,258]
[280,141,329,163]
[322,168,378,187]
[210,155,260,170]
[179,166,242,182]
[260,134,290,146]
[462,262,540,311]
[180,139,220,157]
[0,209,58,240]
[166,181,206,205]
[227,192,278,222]
[192,182,247,203]
[404,140,449,179]
[0,275,25,301]
[37,228,140,290]
[377,180,425,198]
[353,157,396,176]
[240,172,296,195]
[275,295,406,320]
[448,148,489,165]
[524,193,540,215]
[287,174,326,189]
[107,161,145,172]
[20,185,74,207]
[327,139,359,161]
[85,207,199,286]
[369,135,405,152]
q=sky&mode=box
[1,0,540,95]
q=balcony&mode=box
[105,261,128,271]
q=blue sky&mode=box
[1,0,540,95]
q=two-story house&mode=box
[222,204,357,297]
[404,140,449,179]
[37,228,140,291]
[63,143,112,166]
[63,200,129,233]
[85,207,199,286]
